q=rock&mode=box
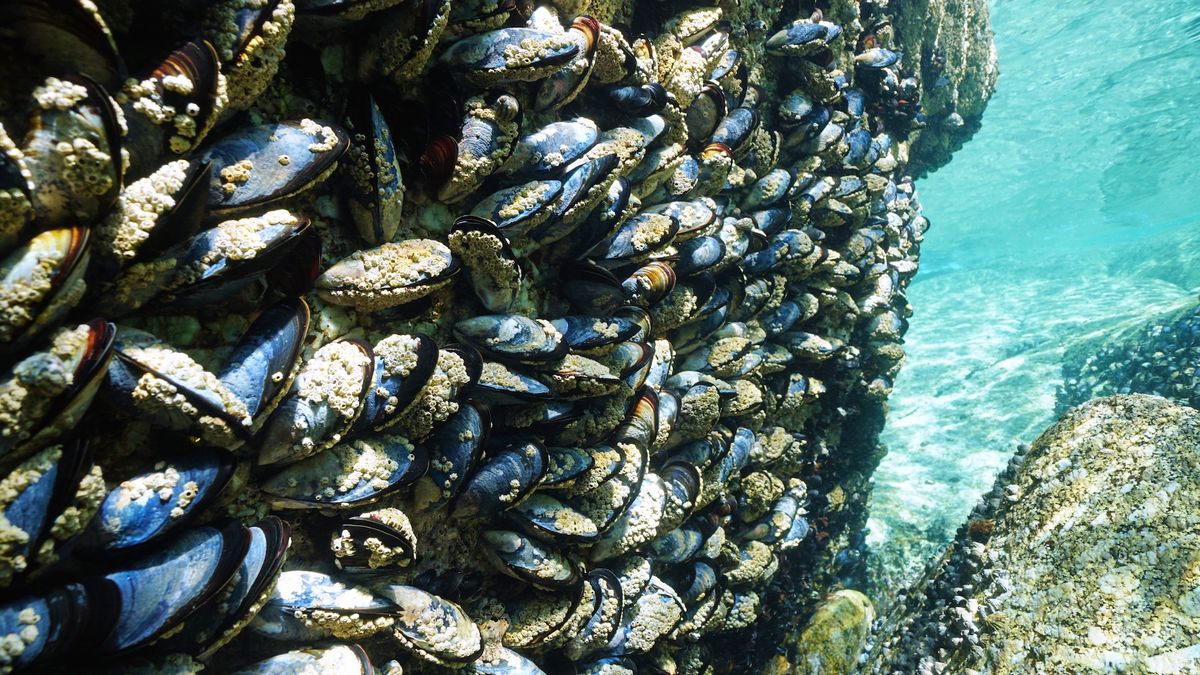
[1060,300,1200,413]
[894,0,999,177]
[867,395,1200,673]
[792,590,875,674]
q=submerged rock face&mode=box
[894,0,998,177]
[1060,300,1200,413]
[868,395,1200,673]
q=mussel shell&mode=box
[481,529,580,589]
[608,576,684,655]
[333,510,417,573]
[230,644,374,675]
[606,82,669,117]
[561,261,627,315]
[449,215,524,314]
[474,361,552,404]
[855,47,901,68]
[88,447,235,552]
[257,339,375,466]
[685,82,727,147]
[589,471,666,561]
[503,119,599,178]
[157,517,290,657]
[381,585,484,664]
[451,438,548,519]
[0,225,90,352]
[21,75,123,227]
[314,239,459,312]
[647,521,705,564]
[504,580,593,649]
[470,180,562,237]
[709,107,758,158]
[353,333,440,433]
[0,582,103,669]
[252,569,395,641]
[564,568,624,659]
[542,446,596,488]
[454,314,567,363]
[219,298,310,421]
[1,320,114,467]
[261,433,427,508]
[343,91,404,246]
[549,315,641,352]
[201,121,349,218]
[672,235,726,277]
[0,440,97,585]
[506,493,599,543]
[587,213,678,267]
[644,200,716,240]
[440,28,580,84]
[417,401,489,508]
[99,523,248,654]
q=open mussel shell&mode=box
[252,569,396,642]
[98,523,249,655]
[231,643,374,675]
[332,508,417,573]
[481,529,580,589]
[1,320,115,468]
[21,75,123,227]
[343,90,404,246]
[451,438,548,520]
[201,120,349,219]
[449,215,524,314]
[0,439,101,587]
[85,447,235,553]
[315,239,460,312]
[380,585,484,665]
[218,298,310,423]
[416,401,489,510]
[258,339,375,467]
[157,517,291,657]
[262,433,427,509]
[454,314,568,363]
[507,493,599,543]
[0,225,90,353]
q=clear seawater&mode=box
[865,0,1200,596]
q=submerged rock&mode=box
[868,395,1200,673]
[1060,299,1200,412]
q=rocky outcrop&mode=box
[1060,300,1200,413]
[895,0,999,177]
[867,395,1200,673]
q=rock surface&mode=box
[897,0,999,177]
[1060,299,1200,413]
[867,395,1200,673]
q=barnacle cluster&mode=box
[0,0,943,672]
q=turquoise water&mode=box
[866,0,1200,594]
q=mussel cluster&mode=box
[0,0,926,671]
[1059,301,1200,414]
